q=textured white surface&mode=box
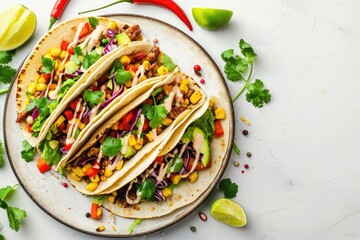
[0,0,359,239]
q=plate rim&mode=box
[3,13,235,238]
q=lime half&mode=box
[0,5,37,51]
[210,198,247,227]
[192,8,233,31]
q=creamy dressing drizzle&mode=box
[96,146,103,163]
[156,162,168,182]
[163,91,175,113]
[62,22,86,66]
[137,114,145,141]
[151,128,158,141]
[180,133,204,178]
[126,181,141,204]
[80,25,106,54]
[172,85,183,107]
[108,154,122,171]
[49,73,64,100]
[121,134,130,155]
[132,65,145,87]
[65,99,84,145]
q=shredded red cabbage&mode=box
[103,38,117,55]
[78,157,97,166]
[106,29,115,38]
[155,179,169,189]
[32,108,40,120]
[129,108,142,133]
[100,85,124,109]
[154,189,165,202]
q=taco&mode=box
[16,16,145,146]
[63,71,207,195]
[36,42,178,170]
[100,97,228,219]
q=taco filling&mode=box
[16,17,143,138]
[64,74,205,193]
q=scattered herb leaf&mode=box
[0,140,4,167]
[101,137,122,157]
[20,140,36,162]
[246,79,271,108]
[88,17,99,28]
[127,219,142,235]
[0,51,16,65]
[146,105,167,129]
[139,179,155,200]
[41,57,55,74]
[219,178,238,199]
[232,142,240,155]
[0,65,16,84]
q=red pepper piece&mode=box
[79,0,193,31]
[57,122,66,132]
[142,118,149,131]
[85,167,100,177]
[49,0,70,30]
[122,111,135,124]
[63,143,73,151]
[214,120,224,138]
[37,158,51,173]
[154,156,164,163]
[90,203,102,220]
[79,22,91,39]
[60,40,70,51]
[64,110,74,121]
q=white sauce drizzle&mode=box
[172,85,183,107]
[48,73,64,100]
[156,162,168,182]
[62,22,86,66]
[80,25,106,54]
[126,181,141,204]
[121,134,130,155]
[132,65,145,87]
[151,128,158,141]
[180,133,204,178]
[163,91,175,113]
[136,114,145,142]
[65,99,84,145]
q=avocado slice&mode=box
[124,146,135,158]
[115,32,131,45]
[192,127,210,167]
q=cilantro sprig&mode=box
[221,39,271,108]
[0,184,27,232]
[20,140,36,162]
[0,50,17,94]
[82,89,104,108]
[101,137,122,157]
[41,57,55,74]
[218,178,238,199]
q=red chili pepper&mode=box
[79,0,193,31]
[49,0,70,30]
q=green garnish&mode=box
[82,50,101,70]
[0,50,15,65]
[70,46,83,65]
[92,195,107,205]
[218,178,238,199]
[0,65,16,84]
[20,140,36,162]
[88,17,99,28]
[139,179,155,200]
[0,140,4,167]
[161,53,176,71]
[127,219,142,235]
[101,137,122,157]
[221,39,271,107]
[41,57,55,73]
[146,105,167,129]
[232,142,240,155]
[82,89,104,108]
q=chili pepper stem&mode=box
[78,0,132,14]
[231,63,253,102]
[49,16,57,30]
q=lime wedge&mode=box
[0,5,37,51]
[192,8,233,31]
[210,198,247,227]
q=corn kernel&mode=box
[163,84,172,95]
[139,75,147,83]
[24,99,30,107]
[78,122,86,130]
[72,166,85,177]
[50,47,61,57]
[90,174,100,183]
[120,55,131,65]
[111,123,118,131]
[162,117,173,126]
[86,182,99,192]
[27,82,37,95]
[112,191,118,196]
[128,134,137,147]
[44,53,53,60]
[157,66,169,76]
[38,76,47,84]
[116,160,124,171]
[142,60,151,70]
[171,174,181,185]
[37,83,47,91]
[209,97,216,107]
[162,188,173,198]
[187,171,198,183]
[82,163,92,173]
[60,50,67,60]
[182,99,189,107]
[190,90,202,104]
[125,80,132,88]
[54,115,65,127]
[180,79,190,85]
[215,108,226,120]
[108,195,116,204]
[179,83,188,94]
[104,166,114,178]
[134,138,143,150]
[108,20,117,31]
[70,172,82,181]
[100,175,107,181]
[145,131,154,142]
[66,164,72,171]
[96,225,105,232]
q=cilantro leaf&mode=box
[115,70,132,85]
[0,140,4,167]
[83,50,101,70]
[82,89,104,108]
[25,97,48,112]
[219,178,238,199]
[7,206,26,231]
[42,140,62,165]
[101,137,122,157]
[161,54,176,72]
[0,185,17,200]
[70,46,83,64]
[239,39,257,63]
[222,54,248,81]
[0,50,16,65]
[41,57,55,73]
[21,140,36,162]
[88,17,99,28]
[146,105,167,129]
[0,65,16,84]
[139,178,155,200]
[246,79,271,108]
[141,103,151,116]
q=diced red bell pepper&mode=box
[85,167,100,177]
[68,99,80,111]
[186,157,211,172]
[142,118,149,131]
[57,122,66,132]
[68,46,74,55]
[64,110,74,121]
[79,22,90,39]
[118,121,131,131]
[27,124,33,133]
[155,156,164,164]
[90,203,102,220]
[63,143,73,151]
[122,111,134,124]
[37,158,51,173]
[60,40,70,51]
[125,64,138,72]
[214,120,224,138]
[42,73,52,82]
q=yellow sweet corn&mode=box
[44,53,53,60]
[139,75,147,83]
[111,123,118,130]
[50,47,61,57]
[187,171,198,183]
[104,166,114,178]
[162,117,173,126]
[190,91,202,104]
[90,174,100,183]
[108,20,117,30]
[112,191,118,196]
[125,80,132,88]
[70,172,82,181]
[60,50,67,60]
[215,108,226,120]
[145,131,154,142]
[82,163,92,173]
[24,99,30,107]
[179,83,188,94]
[116,160,124,171]
[142,60,151,70]
[96,225,105,232]
[128,134,137,147]
[180,78,190,85]
[78,122,86,130]
[108,195,116,204]
[27,82,37,95]
[171,174,181,185]
[37,76,47,84]
[66,164,72,171]
[134,138,143,150]
[157,66,169,75]
[161,188,173,198]
[182,99,189,107]
[54,115,65,127]
[72,166,85,177]
[37,83,47,91]
[86,182,99,192]
[209,96,215,107]
[120,55,131,65]
[100,175,107,181]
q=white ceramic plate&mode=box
[3,14,234,237]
